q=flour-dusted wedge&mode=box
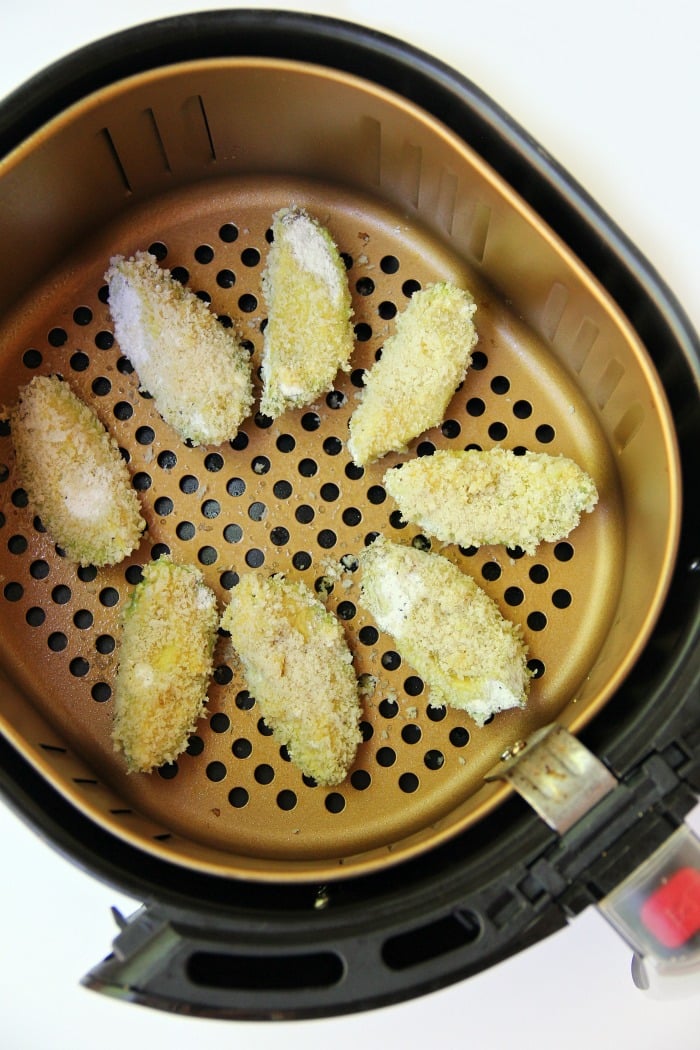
[260,206,354,418]
[112,556,218,773]
[106,251,254,446]
[347,282,477,466]
[384,448,599,555]
[10,375,145,567]
[358,536,530,726]
[221,572,362,785]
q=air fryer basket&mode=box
[0,9,698,1020]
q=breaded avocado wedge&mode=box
[10,375,145,567]
[384,448,599,555]
[260,207,354,419]
[358,536,530,726]
[348,282,477,466]
[221,572,362,786]
[112,556,219,773]
[106,251,254,446]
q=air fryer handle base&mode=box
[81,898,567,1020]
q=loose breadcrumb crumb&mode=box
[358,535,530,726]
[112,556,219,773]
[106,251,254,446]
[384,448,599,555]
[347,282,477,466]
[221,572,362,786]
[260,207,354,419]
[10,375,145,567]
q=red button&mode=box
[640,867,700,948]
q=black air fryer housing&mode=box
[0,10,697,1019]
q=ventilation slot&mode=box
[179,95,217,164]
[467,202,491,262]
[187,950,344,991]
[198,96,217,161]
[145,107,172,173]
[541,281,569,342]
[614,402,645,451]
[100,128,132,194]
[398,141,422,208]
[436,169,458,234]
[382,910,481,971]
[569,318,598,373]
[595,359,625,409]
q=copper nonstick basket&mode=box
[0,9,698,1020]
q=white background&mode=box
[1,2,698,1047]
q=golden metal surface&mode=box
[0,59,680,881]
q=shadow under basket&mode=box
[0,9,698,1020]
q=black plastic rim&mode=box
[1,9,698,1020]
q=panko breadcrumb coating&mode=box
[260,207,354,419]
[112,556,219,773]
[358,536,530,726]
[347,282,477,466]
[106,251,254,446]
[221,572,362,786]
[384,448,599,555]
[10,375,145,567]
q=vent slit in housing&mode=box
[100,127,132,194]
[382,910,482,971]
[145,107,172,173]
[541,281,569,342]
[595,359,625,409]
[187,950,345,991]
[569,317,598,373]
[467,202,491,262]
[436,169,458,234]
[399,140,422,208]
[197,95,217,162]
[614,402,646,451]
